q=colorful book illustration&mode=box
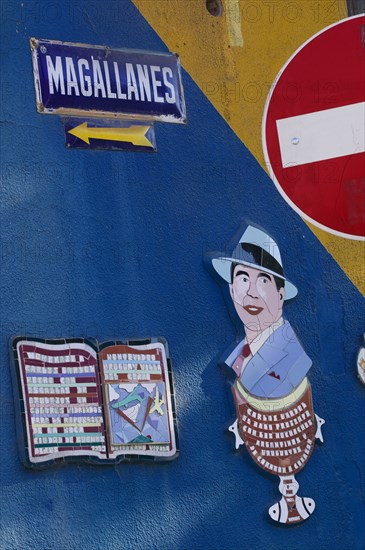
[11,337,178,467]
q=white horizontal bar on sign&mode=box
[276,102,365,167]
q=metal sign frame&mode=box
[30,38,187,124]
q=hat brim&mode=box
[212,257,298,301]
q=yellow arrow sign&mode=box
[68,122,153,147]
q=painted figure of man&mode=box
[212,225,324,525]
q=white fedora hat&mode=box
[212,225,298,300]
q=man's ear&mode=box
[279,288,285,301]
[229,284,234,300]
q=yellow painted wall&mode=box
[133,0,364,294]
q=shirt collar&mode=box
[249,317,284,356]
[225,317,284,367]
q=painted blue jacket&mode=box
[226,320,312,399]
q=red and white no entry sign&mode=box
[263,15,365,240]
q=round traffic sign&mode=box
[263,15,365,240]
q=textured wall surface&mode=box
[0,1,364,549]
[133,0,365,293]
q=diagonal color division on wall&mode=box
[133,0,364,295]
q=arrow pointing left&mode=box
[64,118,157,152]
[69,122,154,147]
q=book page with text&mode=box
[14,338,107,465]
[99,341,177,460]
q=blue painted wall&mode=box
[1,2,364,549]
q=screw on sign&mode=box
[262,15,365,240]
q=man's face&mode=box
[229,264,284,334]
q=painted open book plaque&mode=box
[11,337,178,468]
